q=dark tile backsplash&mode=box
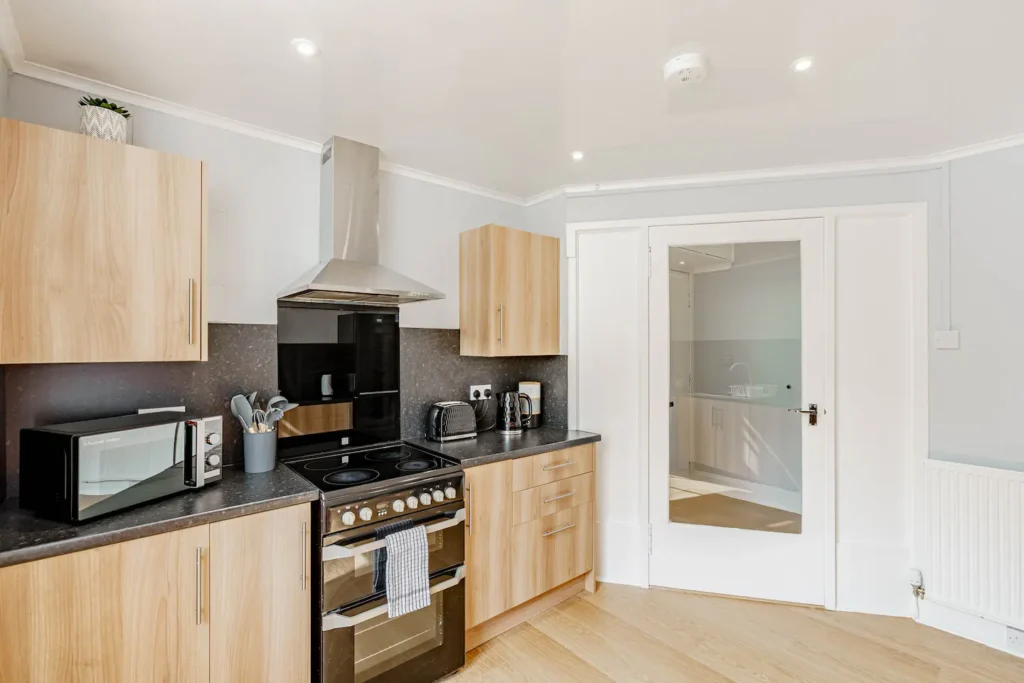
[2,324,568,500]
[400,328,567,438]
[3,324,278,499]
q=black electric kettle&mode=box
[496,391,533,435]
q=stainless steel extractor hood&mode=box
[278,137,445,305]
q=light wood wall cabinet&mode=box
[459,224,559,357]
[464,444,595,646]
[0,503,309,683]
[0,118,208,364]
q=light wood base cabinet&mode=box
[210,504,311,683]
[0,118,208,364]
[0,524,210,683]
[0,503,310,683]
[464,444,595,648]
[459,224,559,357]
[465,459,513,629]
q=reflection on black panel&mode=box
[278,303,401,457]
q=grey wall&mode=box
[567,155,1024,471]
[0,55,9,116]
[400,328,567,437]
[4,324,277,499]
[7,74,321,326]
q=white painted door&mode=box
[649,218,828,605]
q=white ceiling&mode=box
[7,0,1024,198]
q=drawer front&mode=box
[510,501,593,606]
[512,472,594,526]
[511,444,595,492]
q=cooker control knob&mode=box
[419,493,432,506]
[341,511,356,526]
[406,496,419,509]
[432,489,444,503]
[205,432,222,446]
[205,453,221,468]
[392,499,405,513]
[358,507,373,522]
[444,487,457,500]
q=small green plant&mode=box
[78,96,131,118]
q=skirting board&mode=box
[918,599,1024,660]
[466,575,589,651]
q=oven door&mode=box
[321,502,465,612]
[321,566,465,683]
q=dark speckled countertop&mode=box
[0,465,319,569]
[405,427,601,468]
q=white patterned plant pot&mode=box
[79,105,128,142]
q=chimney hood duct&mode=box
[278,137,445,306]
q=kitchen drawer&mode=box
[510,501,593,606]
[511,444,595,492]
[512,472,594,526]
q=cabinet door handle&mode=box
[187,278,195,345]
[542,523,576,538]
[498,304,504,346]
[466,482,473,536]
[543,491,575,504]
[542,461,575,471]
[301,522,307,590]
[195,547,202,626]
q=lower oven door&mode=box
[321,566,466,683]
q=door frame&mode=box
[568,202,929,610]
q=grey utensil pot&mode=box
[243,430,277,473]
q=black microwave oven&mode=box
[20,411,223,523]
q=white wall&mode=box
[693,255,801,342]
[7,74,320,325]
[380,172,526,329]
[6,74,553,333]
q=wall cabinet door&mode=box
[210,503,311,683]
[459,224,559,357]
[464,459,513,628]
[0,524,210,683]
[0,118,206,363]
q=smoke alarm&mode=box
[663,53,708,85]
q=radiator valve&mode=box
[910,568,925,599]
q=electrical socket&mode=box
[469,384,492,401]
[1008,627,1024,654]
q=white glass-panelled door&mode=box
[649,218,827,605]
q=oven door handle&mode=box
[322,508,466,561]
[321,566,466,631]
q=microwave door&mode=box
[76,422,187,520]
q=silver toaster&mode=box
[426,401,477,442]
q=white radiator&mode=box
[925,459,1024,628]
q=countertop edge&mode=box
[407,430,602,469]
[0,488,319,570]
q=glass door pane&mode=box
[668,241,803,534]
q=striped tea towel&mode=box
[384,525,430,618]
[372,519,414,594]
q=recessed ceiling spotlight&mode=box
[679,261,686,265]
[291,38,320,57]
[791,56,814,73]
[571,150,584,161]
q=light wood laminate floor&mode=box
[447,583,1024,682]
